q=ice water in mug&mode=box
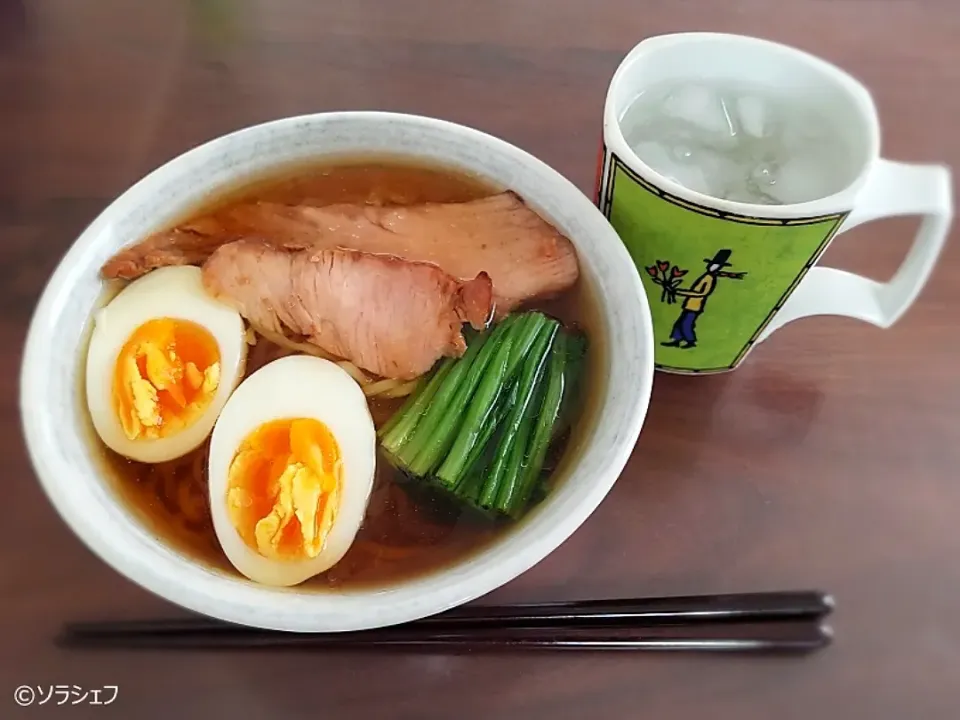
[619,79,854,205]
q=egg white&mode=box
[207,355,377,587]
[85,265,248,463]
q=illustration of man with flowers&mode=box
[646,249,746,350]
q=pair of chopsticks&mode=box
[57,590,833,653]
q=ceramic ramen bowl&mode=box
[20,112,654,632]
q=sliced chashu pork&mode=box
[201,240,494,380]
[102,192,579,314]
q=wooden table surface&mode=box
[3,1,959,717]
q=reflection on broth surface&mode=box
[93,159,598,589]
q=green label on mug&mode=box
[600,153,848,373]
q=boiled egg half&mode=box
[86,265,248,463]
[207,355,376,586]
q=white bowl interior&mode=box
[20,112,654,632]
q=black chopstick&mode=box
[57,590,834,654]
[417,589,833,628]
[58,624,832,653]
[61,590,833,634]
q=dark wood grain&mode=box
[3,1,959,718]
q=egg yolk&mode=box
[226,418,342,562]
[112,318,221,441]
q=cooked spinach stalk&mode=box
[379,311,586,521]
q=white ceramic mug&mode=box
[597,33,953,374]
[20,112,654,632]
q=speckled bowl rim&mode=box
[20,112,654,632]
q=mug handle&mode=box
[757,159,953,342]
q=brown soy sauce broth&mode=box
[101,158,604,589]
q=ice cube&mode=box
[631,141,714,196]
[668,162,714,197]
[661,84,731,136]
[670,144,695,163]
[766,155,828,204]
[718,96,738,137]
[779,110,830,153]
[720,178,756,204]
[692,148,744,199]
[736,95,770,138]
[750,162,779,192]
[630,141,675,176]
